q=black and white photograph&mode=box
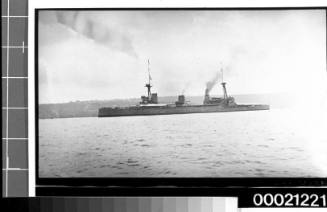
[37,9,327,178]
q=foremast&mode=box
[145,59,152,100]
[140,59,158,104]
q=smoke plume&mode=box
[206,71,222,94]
[55,11,138,58]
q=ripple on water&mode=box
[127,159,139,165]
[197,157,207,161]
[98,164,110,168]
[128,163,140,167]
[289,146,304,152]
[111,165,123,169]
[253,160,264,164]
[181,143,192,147]
[257,144,269,148]
[77,152,87,156]
[140,144,151,147]
[203,144,214,148]
[76,169,86,173]
[212,161,224,167]
[117,172,129,175]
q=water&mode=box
[39,109,326,177]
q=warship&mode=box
[98,61,269,117]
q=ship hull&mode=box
[98,104,270,117]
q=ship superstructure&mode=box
[98,61,269,117]
[203,68,236,107]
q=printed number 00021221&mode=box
[253,193,326,207]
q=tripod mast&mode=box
[145,59,152,99]
[221,67,228,99]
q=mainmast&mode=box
[145,59,152,99]
[221,67,228,99]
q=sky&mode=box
[38,10,327,104]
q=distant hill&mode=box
[39,93,295,119]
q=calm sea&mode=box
[39,109,326,177]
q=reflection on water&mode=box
[39,109,326,177]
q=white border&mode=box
[28,0,327,197]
